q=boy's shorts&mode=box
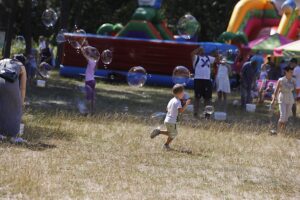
[165,122,178,139]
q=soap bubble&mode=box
[101,49,113,65]
[56,29,67,44]
[68,29,87,50]
[172,66,191,85]
[127,66,147,88]
[42,8,58,27]
[204,105,215,115]
[14,36,26,50]
[76,85,93,114]
[151,112,166,121]
[177,14,200,39]
[150,112,166,129]
[38,62,53,79]
[81,46,100,62]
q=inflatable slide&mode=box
[224,0,300,42]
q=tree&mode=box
[56,0,70,67]
[2,0,17,58]
[23,0,32,56]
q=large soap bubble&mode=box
[56,29,67,44]
[68,29,87,50]
[81,46,100,62]
[42,8,58,27]
[127,66,147,88]
[172,66,191,85]
[101,49,113,65]
[177,14,200,39]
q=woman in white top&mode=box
[216,58,231,105]
[271,66,296,131]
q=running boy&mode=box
[150,84,191,150]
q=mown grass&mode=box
[0,71,299,199]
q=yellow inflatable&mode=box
[226,0,300,41]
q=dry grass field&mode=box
[0,72,300,200]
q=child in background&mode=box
[150,84,191,150]
[85,59,98,114]
[216,58,231,107]
[260,64,268,80]
[264,83,275,99]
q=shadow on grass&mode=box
[0,141,57,151]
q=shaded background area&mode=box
[0,0,239,42]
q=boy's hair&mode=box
[172,84,184,95]
[284,65,294,72]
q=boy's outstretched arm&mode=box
[179,99,191,113]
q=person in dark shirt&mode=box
[268,64,282,80]
[240,61,258,108]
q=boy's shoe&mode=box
[10,137,27,144]
[270,129,277,136]
[0,134,7,141]
[150,128,160,139]
[163,144,171,151]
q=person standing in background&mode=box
[0,56,27,144]
[216,58,231,110]
[290,58,300,118]
[250,51,264,75]
[271,66,296,132]
[240,60,258,108]
[191,46,217,118]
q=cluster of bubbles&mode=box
[222,48,239,63]
[125,65,191,89]
[177,14,200,39]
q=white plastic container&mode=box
[246,104,256,113]
[37,80,46,88]
[214,112,227,121]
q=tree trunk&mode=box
[56,0,70,67]
[3,0,17,58]
[23,0,32,57]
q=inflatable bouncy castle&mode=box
[61,0,237,87]
[220,0,300,43]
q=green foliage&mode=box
[218,31,248,45]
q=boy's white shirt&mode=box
[164,97,182,124]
